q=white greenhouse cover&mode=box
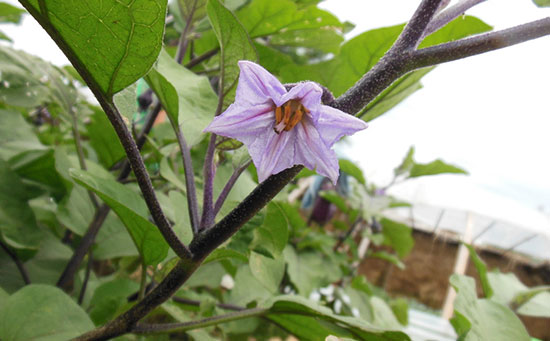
[384,176,550,261]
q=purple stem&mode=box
[422,0,488,41]
[213,159,252,216]
[200,134,217,230]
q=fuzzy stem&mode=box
[423,0,487,39]
[174,127,200,234]
[213,159,252,216]
[133,308,266,334]
[200,134,217,230]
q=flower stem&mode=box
[133,308,267,334]
[200,133,217,230]
[213,159,252,216]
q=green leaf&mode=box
[145,49,217,146]
[0,158,42,250]
[0,284,94,341]
[533,0,550,6]
[465,244,493,298]
[409,159,468,178]
[251,202,289,257]
[207,0,257,107]
[23,232,73,286]
[450,274,530,341]
[338,159,365,184]
[237,0,344,39]
[380,218,414,258]
[228,265,273,305]
[394,146,415,176]
[360,68,433,122]
[56,186,95,235]
[270,28,343,54]
[70,169,168,266]
[86,107,126,168]
[370,251,405,270]
[0,2,25,23]
[0,30,10,41]
[9,149,66,200]
[89,278,140,325]
[94,212,139,260]
[203,248,248,265]
[178,0,208,24]
[488,272,550,318]
[0,109,45,160]
[113,82,138,127]
[284,246,342,296]
[249,251,285,293]
[263,295,410,341]
[23,0,167,96]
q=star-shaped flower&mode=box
[204,61,367,184]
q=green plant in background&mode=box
[0,0,549,340]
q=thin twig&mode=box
[200,134,217,230]
[0,240,31,285]
[57,205,110,289]
[78,249,93,305]
[175,0,197,64]
[172,296,244,311]
[174,127,200,234]
[69,107,100,208]
[423,0,487,39]
[133,308,266,334]
[138,259,147,301]
[213,159,252,216]
[185,48,218,69]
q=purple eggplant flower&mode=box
[204,61,367,184]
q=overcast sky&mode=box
[1,0,549,217]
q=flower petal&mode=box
[235,61,286,106]
[204,102,274,141]
[294,118,340,184]
[254,130,296,183]
[315,105,368,146]
[278,82,323,112]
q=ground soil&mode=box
[358,229,550,340]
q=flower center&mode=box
[273,99,309,134]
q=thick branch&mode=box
[391,0,444,51]
[410,17,550,69]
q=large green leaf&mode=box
[488,272,550,318]
[145,49,218,146]
[380,218,414,258]
[450,274,530,341]
[264,295,410,341]
[284,246,342,296]
[249,251,285,293]
[20,0,167,96]
[0,109,45,160]
[89,278,140,326]
[0,284,94,341]
[251,202,289,257]
[207,0,257,106]
[86,106,126,168]
[0,2,25,23]
[0,158,42,250]
[70,169,168,265]
[465,244,493,298]
[237,0,344,39]
[408,159,467,178]
[9,149,66,200]
[533,0,550,6]
[94,212,139,260]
